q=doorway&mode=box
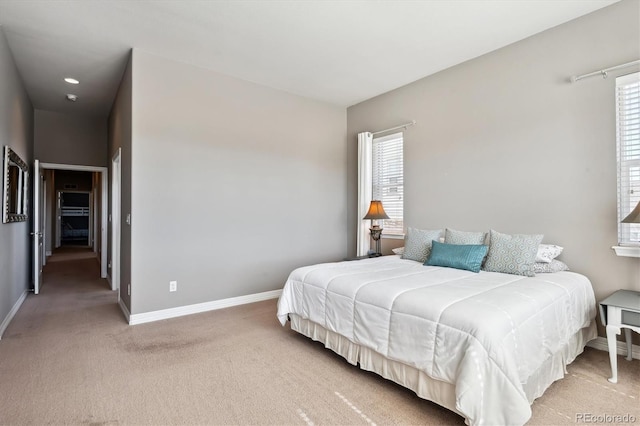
[36,163,108,282]
[59,191,91,247]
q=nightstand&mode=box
[344,254,383,261]
[599,289,640,383]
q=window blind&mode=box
[616,72,640,245]
[372,132,403,236]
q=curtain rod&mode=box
[372,120,416,136]
[570,59,640,83]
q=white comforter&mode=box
[277,255,596,426]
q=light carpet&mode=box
[0,257,638,425]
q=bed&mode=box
[277,254,597,426]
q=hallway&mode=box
[4,252,119,339]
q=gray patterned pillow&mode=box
[484,230,543,277]
[533,259,569,273]
[445,228,486,245]
[402,227,443,263]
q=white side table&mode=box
[599,290,640,383]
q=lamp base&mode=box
[369,227,384,256]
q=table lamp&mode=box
[621,200,640,224]
[363,200,389,257]
[621,199,640,263]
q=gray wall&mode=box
[54,170,93,191]
[129,49,347,315]
[347,0,640,337]
[108,53,133,311]
[34,109,108,266]
[34,110,107,167]
[0,27,33,333]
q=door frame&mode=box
[40,162,108,279]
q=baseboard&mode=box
[118,298,131,324]
[0,290,28,339]
[128,289,282,325]
[587,336,640,360]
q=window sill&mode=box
[612,246,640,258]
[382,234,405,240]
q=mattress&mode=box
[277,255,597,426]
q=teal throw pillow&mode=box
[424,240,489,273]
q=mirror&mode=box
[3,146,28,223]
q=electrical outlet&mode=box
[169,280,177,292]
[127,284,131,296]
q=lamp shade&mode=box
[363,200,390,220]
[621,200,640,223]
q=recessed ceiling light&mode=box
[64,78,79,84]
[66,94,78,102]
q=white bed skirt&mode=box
[290,314,597,423]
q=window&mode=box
[616,72,640,245]
[372,132,403,236]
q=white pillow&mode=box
[536,244,563,263]
[533,259,569,273]
[392,247,405,255]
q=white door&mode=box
[88,191,94,249]
[55,191,61,248]
[42,181,47,266]
[111,149,121,292]
[92,173,98,255]
[32,160,43,294]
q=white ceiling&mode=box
[0,0,620,116]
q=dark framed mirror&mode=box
[3,146,29,223]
